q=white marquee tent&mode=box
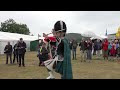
[82,31,97,37]
[81,31,108,40]
[0,31,39,54]
[90,35,108,40]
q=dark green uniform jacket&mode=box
[55,38,73,79]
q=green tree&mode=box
[0,18,30,35]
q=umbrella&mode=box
[82,31,97,37]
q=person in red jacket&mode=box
[102,39,109,60]
[110,42,116,60]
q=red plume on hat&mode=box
[44,36,56,42]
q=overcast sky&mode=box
[0,11,120,36]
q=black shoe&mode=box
[22,64,25,67]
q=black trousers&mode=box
[13,53,18,63]
[19,53,25,66]
[6,53,12,64]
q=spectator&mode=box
[115,41,119,55]
[4,42,12,64]
[96,39,101,58]
[38,43,49,66]
[102,39,109,60]
[13,41,19,64]
[69,40,73,50]
[108,42,112,56]
[93,40,97,55]
[39,39,44,47]
[110,42,116,60]
[79,38,87,62]
[71,39,78,60]
[86,39,92,62]
[17,38,27,67]
[116,44,120,61]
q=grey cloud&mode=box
[0,11,119,36]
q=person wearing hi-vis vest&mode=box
[37,43,49,66]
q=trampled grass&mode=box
[0,48,120,79]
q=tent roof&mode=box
[0,31,39,41]
[82,31,96,37]
[90,35,108,40]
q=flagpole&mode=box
[105,29,107,36]
[38,34,39,40]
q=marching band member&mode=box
[44,20,73,79]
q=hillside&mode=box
[65,33,83,42]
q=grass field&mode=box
[1,48,120,79]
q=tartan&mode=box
[55,61,63,75]
[55,38,73,79]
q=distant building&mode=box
[107,33,116,42]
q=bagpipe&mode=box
[44,55,58,71]
[43,32,62,71]
[42,33,56,71]
[44,54,64,71]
